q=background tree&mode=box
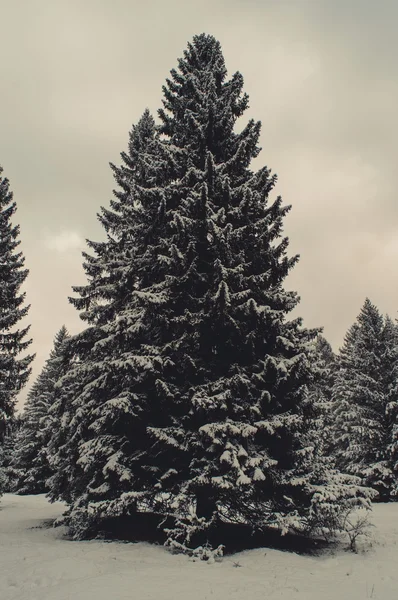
[0,166,34,495]
[331,299,398,500]
[10,326,70,494]
[376,315,398,499]
[313,334,337,398]
[307,334,338,457]
[0,414,23,492]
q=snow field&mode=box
[1,493,397,600]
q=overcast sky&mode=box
[1,0,397,408]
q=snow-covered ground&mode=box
[0,494,397,600]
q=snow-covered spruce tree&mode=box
[384,316,398,499]
[0,417,15,492]
[307,335,337,457]
[60,35,373,545]
[46,110,177,530]
[0,166,34,496]
[134,34,373,548]
[307,334,337,418]
[313,335,337,399]
[9,326,70,494]
[45,327,106,507]
[331,300,398,500]
[1,414,23,492]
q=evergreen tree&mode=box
[384,316,398,499]
[307,335,337,455]
[314,335,337,397]
[0,166,34,495]
[56,35,374,547]
[331,300,398,500]
[10,326,70,494]
[0,414,22,492]
[46,326,106,506]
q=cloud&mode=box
[44,231,84,253]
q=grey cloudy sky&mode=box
[1,0,397,407]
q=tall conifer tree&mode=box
[57,35,373,544]
[0,166,34,494]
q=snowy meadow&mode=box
[1,494,398,600]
